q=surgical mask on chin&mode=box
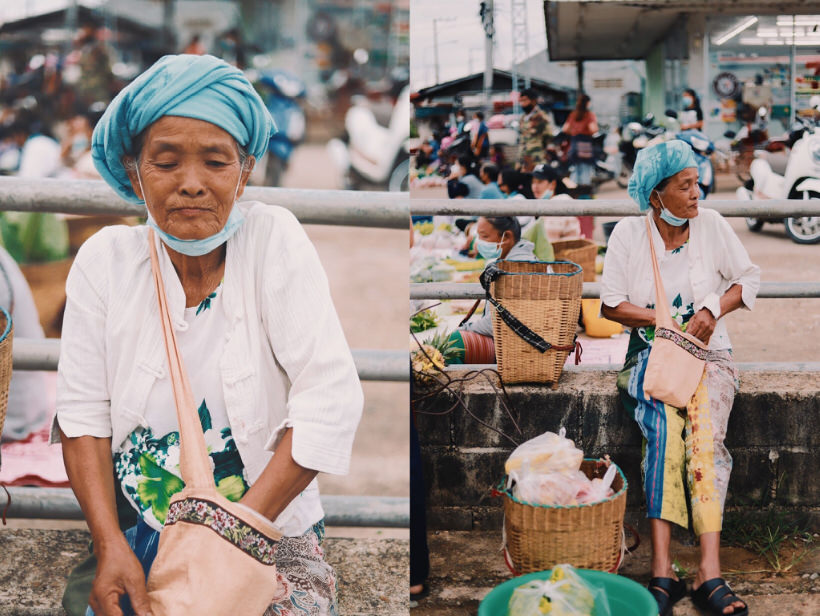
[655,191,689,227]
[475,238,502,260]
[541,189,554,200]
[139,166,246,257]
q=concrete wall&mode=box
[414,369,820,530]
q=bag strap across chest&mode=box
[148,229,216,490]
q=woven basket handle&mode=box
[480,261,580,359]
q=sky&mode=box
[0,0,105,26]
[410,0,548,89]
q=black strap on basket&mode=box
[479,261,582,364]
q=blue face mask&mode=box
[139,166,246,257]
[476,238,502,260]
[541,189,554,200]
[656,191,689,227]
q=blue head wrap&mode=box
[627,140,698,211]
[92,54,275,204]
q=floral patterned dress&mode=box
[616,239,738,536]
[86,284,338,616]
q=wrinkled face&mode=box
[126,116,254,241]
[650,167,700,219]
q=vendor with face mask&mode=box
[447,217,535,364]
[600,139,759,616]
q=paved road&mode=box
[280,144,409,499]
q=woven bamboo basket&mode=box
[552,239,598,283]
[0,306,13,445]
[491,260,582,384]
[503,460,628,574]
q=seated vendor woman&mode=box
[600,140,760,616]
[54,54,363,616]
[448,216,534,364]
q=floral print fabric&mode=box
[84,520,336,616]
[114,282,251,532]
[618,348,738,535]
[114,398,250,531]
[165,497,278,565]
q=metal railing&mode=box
[0,177,409,228]
[12,339,407,382]
[411,198,820,374]
[411,281,820,300]
[1,177,409,526]
[4,487,408,528]
[410,197,820,217]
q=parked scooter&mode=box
[327,85,410,191]
[257,70,307,186]
[616,113,669,188]
[735,107,820,244]
[675,128,716,198]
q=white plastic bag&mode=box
[505,428,584,477]
[506,564,611,616]
[575,464,617,505]
[512,469,589,506]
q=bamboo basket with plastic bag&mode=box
[507,564,611,616]
[501,429,627,574]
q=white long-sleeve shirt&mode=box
[601,209,761,351]
[53,202,363,535]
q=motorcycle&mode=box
[257,70,307,186]
[327,85,410,192]
[735,110,820,244]
[547,130,614,192]
[616,113,669,188]
[676,128,716,199]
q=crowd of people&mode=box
[0,22,251,184]
[414,87,610,204]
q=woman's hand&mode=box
[685,308,717,344]
[90,540,153,616]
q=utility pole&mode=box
[432,16,455,85]
[511,0,530,90]
[480,0,495,113]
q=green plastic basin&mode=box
[478,568,658,616]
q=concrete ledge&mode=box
[414,369,820,529]
[0,529,408,615]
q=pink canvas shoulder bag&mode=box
[146,229,283,615]
[642,216,708,408]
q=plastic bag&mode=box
[505,428,584,477]
[507,564,611,616]
[575,465,617,505]
[513,469,589,506]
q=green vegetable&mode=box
[410,309,440,333]
[0,212,69,263]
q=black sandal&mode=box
[648,577,687,616]
[691,577,749,615]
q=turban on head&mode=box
[92,54,275,204]
[627,140,697,211]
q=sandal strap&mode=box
[695,578,747,611]
[649,577,686,599]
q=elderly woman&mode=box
[601,141,759,616]
[54,55,362,616]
